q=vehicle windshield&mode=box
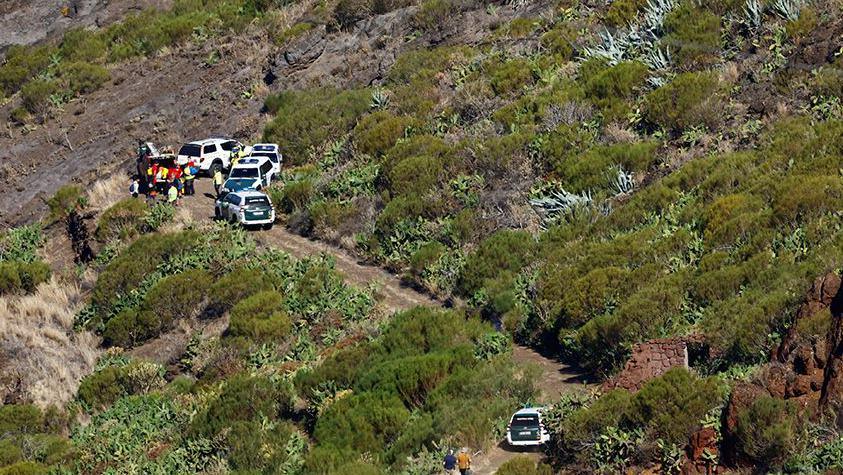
[253,145,275,152]
[250,152,276,159]
[245,197,270,206]
[178,144,201,157]
[230,168,259,178]
[510,415,540,428]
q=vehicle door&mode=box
[220,193,235,219]
[259,161,273,186]
[267,151,281,175]
[202,143,218,166]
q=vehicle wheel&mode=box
[209,161,222,177]
[262,223,273,230]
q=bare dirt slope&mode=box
[0,0,172,54]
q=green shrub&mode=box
[0,45,53,95]
[314,392,411,453]
[274,21,314,45]
[46,185,85,221]
[736,395,802,468]
[387,155,445,197]
[60,28,107,63]
[95,198,149,241]
[0,261,50,295]
[9,107,29,125]
[77,360,165,409]
[226,420,294,472]
[263,88,370,163]
[540,25,576,61]
[228,290,292,342]
[91,231,199,311]
[412,0,457,32]
[644,71,723,132]
[206,269,277,316]
[0,462,48,475]
[277,178,315,213]
[488,58,535,95]
[353,112,415,157]
[458,230,535,296]
[60,61,110,94]
[192,373,294,437]
[554,389,633,462]
[141,268,212,324]
[772,175,843,224]
[629,368,722,444]
[20,80,59,116]
[496,456,553,475]
[334,0,372,28]
[0,404,46,435]
[662,3,722,70]
[581,60,648,122]
[409,241,445,277]
[605,0,647,26]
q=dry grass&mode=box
[87,173,127,211]
[0,278,101,407]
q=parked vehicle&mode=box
[219,156,276,196]
[177,138,243,175]
[214,191,275,229]
[506,407,550,447]
[248,143,282,175]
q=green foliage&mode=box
[662,3,722,70]
[191,373,294,437]
[540,25,577,61]
[46,185,86,221]
[0,224,44,263]
[605,0,647,26]
[458,230,535,296]
[334,0,372,28]
[0,45,53,96]
[644,71,724,132]
[0,261,50,295]
[19,80,59,116]
[496,456,553,475]
[206,269,277,316]
[487,58,535,95]
[95,198,149,241]
[263,88,370,163]
[228,290,292,342]
[412,0,457,32]
[580,60,648,122]
[352,111,415,157]
[59,61,110,95]
[736,396,802,469]
[629,368,722,444]
[77,360,165,410]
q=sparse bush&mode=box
[228,290,292,342]
[206,269,277,316]
[412,0,457,32]
[0,261,50,295]
[60,61,110,94]
[662,3,722,70]
[458,230,535,296]
[496,456,553,475]
[263,88,370,163]
[541,25,577,61]
[46,185,85,221]
[77,360,165,410]
[60,28,107,63]
[334,0,373,28]
[644,71,723,132]
[736,395,802,468]
[192,373,294,437]
[353,112,416,157]
[606,0,647,26]
[20,80,59,117]
[581,60,648,122]
[488,58,535,95]
[95,198,148,241]
[387,155,445,197]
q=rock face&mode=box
[603,337,690,392]
[819,273,843,419]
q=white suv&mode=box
[215,191,275,229]
[221,156,277,195]
[248,143,282,175]
[177,138,243,175]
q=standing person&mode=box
[213,168,224,196]
[174,177,184,197]
[443,449,457,474]
[183,165,195,196]
[167,180,179,205]
[129,177,140,198]
[457,448,471,475]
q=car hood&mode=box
[223,178,260,191]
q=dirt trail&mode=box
[184,179,437,313]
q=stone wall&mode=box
[603,338,690,392]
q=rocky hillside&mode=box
[1,0,843,473]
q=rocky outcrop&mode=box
[819,272,843,419]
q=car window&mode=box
[231,195,242,205]
[245,197,270,206]
[203,144,217,154]
[220,141,235,151]
[178,144,201,157]
[230,168,259,178]
[260,162,271,174]
[223,194,235,204]
[510,414,540,428]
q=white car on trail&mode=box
[177,138,244,175]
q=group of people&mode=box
[130,161,198,205]
[443,448,472,474]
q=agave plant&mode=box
[529,188,594,226]
[742,0,763,30]
[770,0,802,20]
[369,88,390,110]
[610,166,635,195]
[583,29,630,65]
[642,0,678,36]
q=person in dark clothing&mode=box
[443,449,457,474]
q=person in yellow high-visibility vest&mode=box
[213,168,224,196]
